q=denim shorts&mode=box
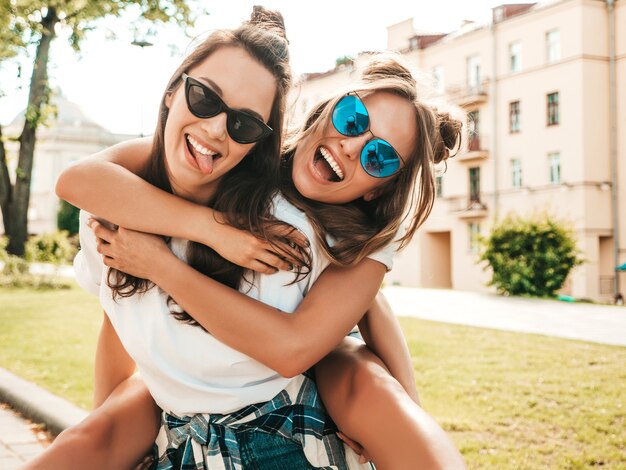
[238,430,315,469]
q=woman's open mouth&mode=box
[185,134,221,174]
[313,146,344,182]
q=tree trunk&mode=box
[0,124,11,234]
[5,7,58,256]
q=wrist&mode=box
[149,249,178,286]
[199,208,226,248]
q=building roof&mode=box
[4,89,133,142]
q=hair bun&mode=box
[434,111,463,164]
[249,5,288,42]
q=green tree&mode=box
[479,213,584,297]
[0,0,199,256]
[57,199,79,235]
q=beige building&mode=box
[1,91,134,234]
[292,0,625,302]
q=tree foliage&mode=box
[57,199,79,235]
[479,213,584,297]
[0,0,200,256]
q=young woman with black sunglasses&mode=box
[26,11,466,470]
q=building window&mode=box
[511,158,522,189]
[509,41,522,72]
[547,92,559,126]
[546,29,560,63]
[468,110,480,150]
[468,222,481,253]
[510,100,521,133]
[432,66,444,94]
[466,55,481,90]
[469,167,481,203]
[436,175,443,198]
[548,152,561,184]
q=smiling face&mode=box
[163,46,276,204]
[291,91,417,204]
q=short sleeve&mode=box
[366,222,409,272]
[73,210,104,296]
[367,241,398,272]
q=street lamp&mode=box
[131,38,153,137]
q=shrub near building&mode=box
[479,214,583,297]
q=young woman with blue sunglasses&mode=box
[30,19,465,470]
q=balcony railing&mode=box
[457,135,489,162]
[447,196,489,219]
[445,78,489,108]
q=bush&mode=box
[25,230,77,265]
[0,236,72,290]
[479,213,584,297]
[0,236,8,262]
[57,199,80,235]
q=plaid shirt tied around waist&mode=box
[154,373,372,470]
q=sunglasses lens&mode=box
[187,84,222,118]
[227,113,267,144]
[360,139,401,178]
[332,95,369,136]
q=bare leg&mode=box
[315,337,466,470]
[20,375,160,470]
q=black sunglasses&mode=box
[331,92,406,178]
[181,73,273,144]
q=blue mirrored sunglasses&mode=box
[331,93,405,178]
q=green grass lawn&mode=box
[0,284,101,409]
[1,285,625,469]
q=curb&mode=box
[0,367,88,436]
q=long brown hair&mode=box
[282,53,464,267]
[108,6,306,325]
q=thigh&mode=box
[315,336,390,402]
[97,374,161,464]
[239,430,315,470]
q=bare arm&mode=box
[93,313,136,408]
[91,222,387,378]
[56,137,214,243]
[57,138,298,273]
[358,292,420,404]
[156,256,385,377]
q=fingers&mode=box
[273,224,309,248]
[88,218,116,243]
[256,250,291,272]
[337,432,371,464]
[95,236,111,257]
[248,259,279,275]
[337,432,363,453]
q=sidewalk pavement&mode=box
[381,286,626,347]
[0,368,89,469]
[0,404,47,469]
[1,287,624,468]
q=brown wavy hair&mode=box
[107,6,309,326]
[281,53,464,267]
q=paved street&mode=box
[382,286,626,347]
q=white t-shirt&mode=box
[74,194,395,416]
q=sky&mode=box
[0,1,530,135]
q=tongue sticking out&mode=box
[197,153,214,174]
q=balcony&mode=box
[456,135,489,163]
[445,79,489,108]
[449,197,489,219]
